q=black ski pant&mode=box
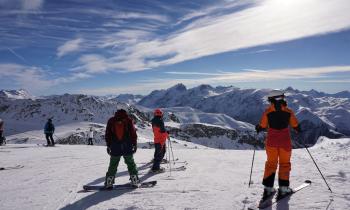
[152,143,166,170]
[45,133,55,145]
[88,138,93,145]
[0,131,4,145]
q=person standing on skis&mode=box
[104,109,139,189]
[87,127,94,145]
[151,108,169,173]
[44,118,55,146]
[256,90,301,198]
[0,119,5,145]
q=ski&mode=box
[144,165,187,174]
[137,158,187,165]
[248,180,312,210]
[0,165,24,171]
[37,143,55,147]
[83,180,157,191]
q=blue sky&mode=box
[0,0,350,96]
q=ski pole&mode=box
[167,142,172,177]
[168,136,176,164]
[248,136,256,188]
[303,143,333,193]
[248,148,255,187]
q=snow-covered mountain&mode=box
[113,93,144,104]
[2,85,349,148]
[1,91,262,149]
[138,84,349,144]
[0,93,149,135]
[0,89,34,100]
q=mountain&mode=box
[138,84,349,144]
[113,93,144,104]
[0,93,149,135]
[2,85,349,148]
[0,89,34,100]
[1,91,262,149]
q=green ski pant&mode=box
[105,155,138,182]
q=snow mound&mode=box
[314,136,350,150]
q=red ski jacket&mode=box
[259,104,299,150]
[152,116,168,145]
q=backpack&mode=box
[113,119,130,141]
[47,123,54,132]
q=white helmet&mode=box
[267,89,285,98]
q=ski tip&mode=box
[305,180,312,184]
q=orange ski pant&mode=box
[263,146,291,186]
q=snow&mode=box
[0,89,34,100]
[1,134,349,209]
[164,107,254,131]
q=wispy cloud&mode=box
[57,38,83,58]
[247,49,274,54]
[78,65,350,95]
[309,79,350,83]
[21,0,43,10]
[194,65,350,83]
[7,48,27,63]
[0,63,91,92]
[165,71,232,76]
[0,0,44,11]
[74,0,350,74]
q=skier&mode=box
[87,127,94,145]
[0,118,5,145]
[151,108,169,173]
[255,90,301,199]
[104,109,139,189]
[44,118,55,146]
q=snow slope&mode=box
[0,137,349,210]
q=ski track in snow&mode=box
[0,137,349,210]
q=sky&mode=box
[0,0,350,96]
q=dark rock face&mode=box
[168,123,264,149]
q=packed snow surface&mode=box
[1,136,349,210]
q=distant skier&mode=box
[256,90,301,199]
[44,118,55,146]
[104,109,139,189]
[87,127,94,145]
[151,108,169,173]
[0,118,5,145]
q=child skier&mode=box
[256,90,300,199]
[151,108,169,173]
[104,109,139,189]
[44,118,55,146]
[87,127,94,145]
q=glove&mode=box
[255,124,263,133]
[106,147,111,155]
[132,143,137,153]
[166,130,170,134]
[294,125,302,133]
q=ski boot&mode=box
[104,176,114,190]
[130,175,140,188]
[262,186,276,200]
[277,186,293,199]
[150,167,165,173]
